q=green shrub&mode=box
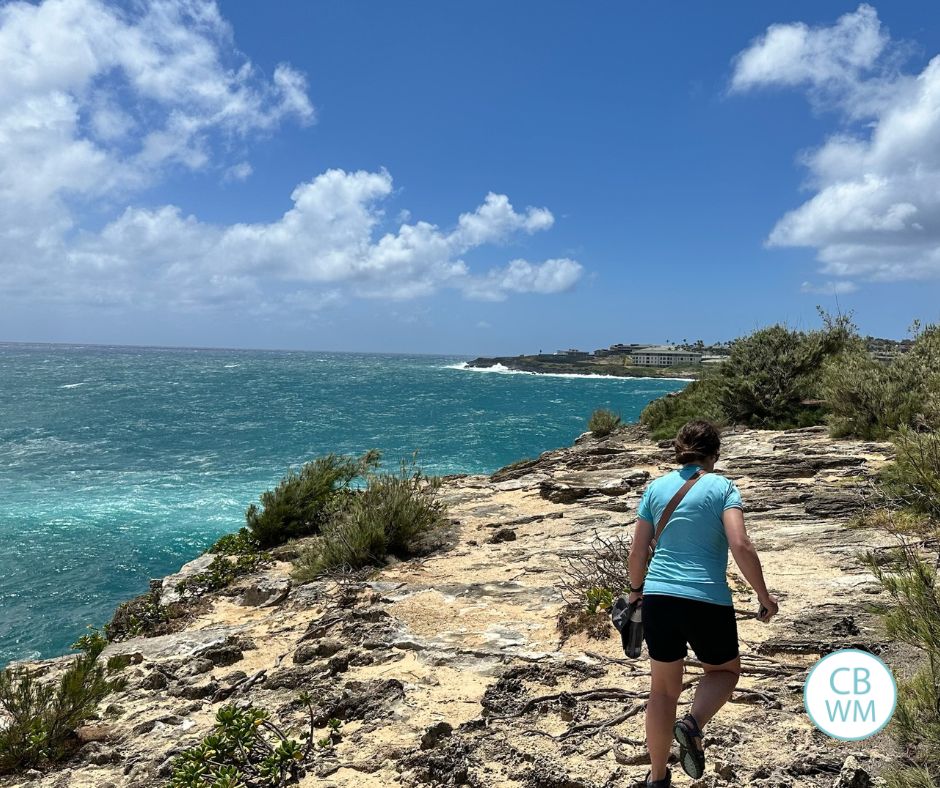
[210,528,261,556]
[716,317,853,428]
[175,552,270,598]
[0,633,122,773]
[170,696,333,787]
[640,376,724,440]
[865,418,940,787]
[293,457,447,581]
[246,450,380,548]
[105,587,171,641]
[880,428,940,520]
[823,324,940,438]
[587,408,621,437]
[640,311,856,437]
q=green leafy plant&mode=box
[105,587,170,641]
[587,408,621,438]
[246,450,381,548]
[169,695,327,787]
[0,632,122,773]
[292,455,447,581]
[584,587,614,614]
[176,552,270,598]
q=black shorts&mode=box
[642,594,739,665]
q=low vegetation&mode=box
[169,696,339,787]
[246,450,381,548]
[555,531,632,641]
[587,408,621,437]
[857,420,940,786]
[823,323,940,439]
[105,586,172,641]
[293,456,447,581]
[0,631,122,774]
[641,312,938,441]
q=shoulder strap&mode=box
[650,470,707,554]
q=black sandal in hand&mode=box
[673,713,706,779]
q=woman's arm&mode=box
[627,518,654,603]
[723,507,778,622]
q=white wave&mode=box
[223,364,240,368]
[445,362,693,382]
[59,382,87,389]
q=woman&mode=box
[627,420,778,788]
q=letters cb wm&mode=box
[803,649,897,741]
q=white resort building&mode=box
[630,346,702,366]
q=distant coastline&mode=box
[462,354,704,380]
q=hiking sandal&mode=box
[673,713,705,779]
[644,768,671,788]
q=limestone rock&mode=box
[234,571,291,607]
[834,756,872,788]
[159,552,215,605]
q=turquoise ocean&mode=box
[0,344,687,665]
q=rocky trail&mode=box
[3,425,903,788]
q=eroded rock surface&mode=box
[1,426,902,787]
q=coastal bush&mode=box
[0,632,122,773]
[640,376,724,440]
[587,408,621,437]
[292,457,447,581]
[105,587,171,641]
[246,450,381,548]
[823,323,940,438]
[169,695,336,787]
[868,536,940,787]
[716,317,853,428]
[862,422,940,787]
[641,312,857,437]
[880,428,940,521]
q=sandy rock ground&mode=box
[1,425,904,788]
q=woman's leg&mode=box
[647,658,684,781]
[689,656,741,734]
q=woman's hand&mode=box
[628,590,643,605]
[757,594,779,623]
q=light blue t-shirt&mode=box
[637,465,743,606]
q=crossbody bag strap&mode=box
[649,469,707,555]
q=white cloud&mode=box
[56,169,580,308]
[223,162,253,182]
[730,5,887,97]
[732,5,940,284]
[0,0,581,316]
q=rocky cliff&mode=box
[2,425,901,788]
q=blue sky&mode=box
[1,1,938,354]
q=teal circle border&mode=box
[803,648,898,741]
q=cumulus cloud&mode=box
[58,169,580,308]
[731,4,940,285]
[0,0,582,315]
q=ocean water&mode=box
[0,344,687,665]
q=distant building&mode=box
[594,342,646,357]
[630,346,702,366]
[555,348,591,358]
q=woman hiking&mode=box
[627,420,778,787]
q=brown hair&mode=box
[674,420,721,465]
